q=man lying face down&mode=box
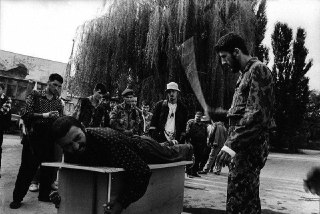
[50,116,193,214]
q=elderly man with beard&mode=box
[214,33,275,214]
[10,73,64,209]
[149,82,188,144]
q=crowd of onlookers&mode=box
[6,33,319,214]
[70,81,228,178]
[3,71,225,209]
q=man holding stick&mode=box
[214,33,275,213]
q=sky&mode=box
[263,0,320,91]
[0,0,319,91]
[0,0,102,62]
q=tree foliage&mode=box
[253,0,269,64]
[65,0,259,117]
[271,22,312,152]
[306,91,320,141]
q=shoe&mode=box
[198,171,208,174]
[9,201,22,209]
[214,171,221,175]
[29,183,39,192]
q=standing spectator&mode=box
[199,119,227,175]
[215,33,275,213]
[149,82,188,144]
[198,115,213,171]
[0,83,12,177]
[140,101,153,136]
[10,73,64,209]
[94,92,111,128]
[110,88,141,136]
[73,83,109,127]
[185,111,208,177]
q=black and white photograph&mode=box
[0,0,320,213]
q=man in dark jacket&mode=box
[0,83,12,177]
[110,88,141,136]
[73,83,109,127]
[149,82,188,144]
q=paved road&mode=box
[1,135,319,214]
[184,150,320,214]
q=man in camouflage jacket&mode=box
[110,88,141,136]
[215,33,275,214]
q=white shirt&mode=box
[164,103,177,141]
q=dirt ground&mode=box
[1,134,319,214]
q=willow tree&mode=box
[65,0,259,116]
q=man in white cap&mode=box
[149,82,188,144]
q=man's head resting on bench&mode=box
[51,116,87,154]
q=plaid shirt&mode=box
[22,89,64,125]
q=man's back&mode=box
[63,127,192,209]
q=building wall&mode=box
[0,50,67,115]
[0,50,67,83]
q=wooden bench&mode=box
[42,161,192,214]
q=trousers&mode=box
[12,126,56,202]
[226,136,269,214]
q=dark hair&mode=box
[51,116,84,142]
[94,83,107,94]
[0,83,5,90]
[49,73,63,84]
[215,32,249,55]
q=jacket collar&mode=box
[241,57,258,74]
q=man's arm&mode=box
[149,101,162,138]
[149,101,162,132]
[179,104,188,143]
[22,90,60,121]
[185,119,193,143]
[21,90,37,121]
[217,64,274,166]
[109,105,126,132]
[132,109,141,135]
